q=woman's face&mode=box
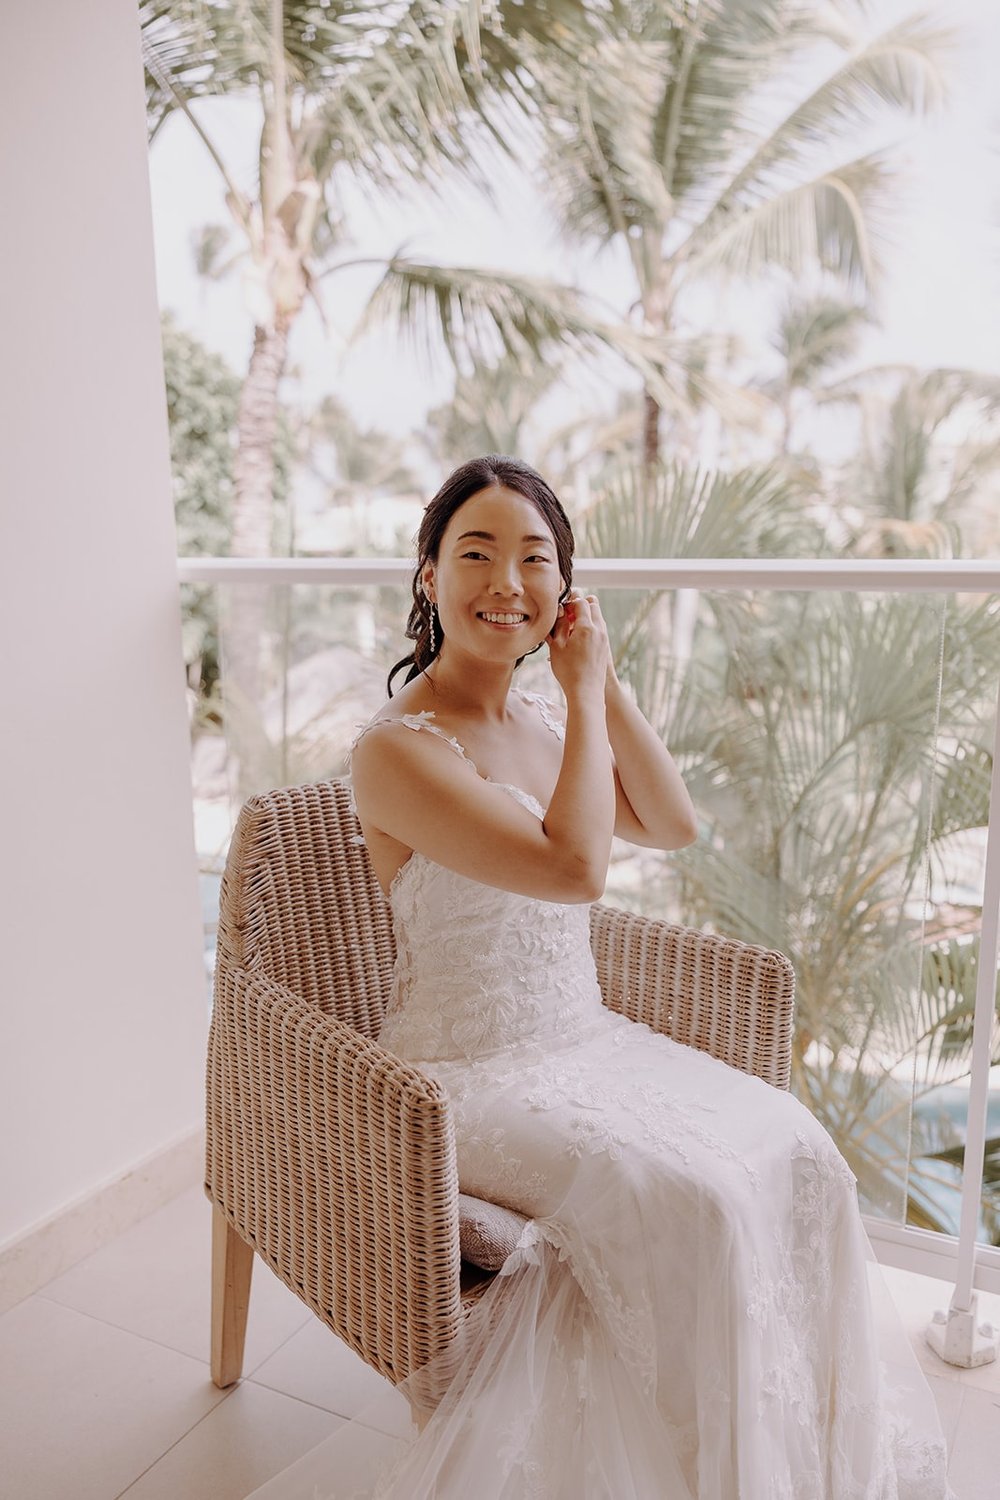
[423,486,565,664]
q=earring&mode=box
[428,602,437,655]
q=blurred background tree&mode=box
[144,0,686,793]
[156,1,1000,1239]
[163,312,293,714]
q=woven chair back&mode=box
[217,779,394,1036]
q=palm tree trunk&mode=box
[642,388,660,478]
[225,314,291,801]
[781,390,792,454]
[232,316,290,555]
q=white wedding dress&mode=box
[249,691,953,1500]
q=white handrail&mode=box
[177,556,1000,590]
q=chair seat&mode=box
[458,1192,529,1272]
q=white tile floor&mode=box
[2,1183,999,1499]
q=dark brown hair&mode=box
[387,454,574,695]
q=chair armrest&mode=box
[206,963,462,1386]
[589,903,794,1090]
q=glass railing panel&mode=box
[180,577,228,1005]
[184,576,1000,1246]
[611,584,998,1239]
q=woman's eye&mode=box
[461,550,488,560]
[526,555,551,564]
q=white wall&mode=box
[0,0,206,1247]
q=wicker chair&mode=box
[206,777,795,1410]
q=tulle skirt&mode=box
[246,1194,953,1498]
[247,1012,953,1499]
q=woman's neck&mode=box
[423,651,518,725]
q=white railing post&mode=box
[926,667,1000,1368]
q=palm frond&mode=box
[925,1136,1000,1189]
[694,12,951,244]
[141,0,384,138]
[579,457,822,748]
[916,937,1000,1087]
[681,150,895,290]
[423,350,564,464]
[300,16,489,197]
[647,0,843,207]
[854,369,1000,522]
[347,257,697,413]
[770,293,873,391]
[930,737,994,843]
[144,0,610,201]
[533,36,676,250]
[581,459,814,560]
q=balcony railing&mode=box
[177,555,1000,1344]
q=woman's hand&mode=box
[548,591,613,699]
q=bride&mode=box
[252,454,953,1499]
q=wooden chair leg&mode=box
[211,1204,254,1388]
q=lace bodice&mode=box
[349,690,608,1063]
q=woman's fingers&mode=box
[563,592,612,677]
[564,591,596,617]
[548,590,610,694]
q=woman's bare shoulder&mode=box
[350,681,440,749]
[350,701,477,796]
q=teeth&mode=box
[481,612,527,624]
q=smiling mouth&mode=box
[477,611,530,627]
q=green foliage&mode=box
[680,582,997,1223]
[161,310,294,553]
[422,351,565,469]
[536,2,948,296]
[298,395,419,509]
[769,296,872,397]
[162,312,238,702]
[581,458,829,673]
[838,369,1000,539]
[162,311,240,557]
[922,1137,1000,1246]
[586,455,999,1233]
[162,312,295,697]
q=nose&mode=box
[488,558,524,597]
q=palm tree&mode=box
[749,291,1000,556]
[144,1,681,549]
[297,394,419,510]
[529,0,950,477]
[420,349,566,473]
[142,0,688,793]
[826,366,1000,557]
[580,455,828,679]
[763,291,872,454]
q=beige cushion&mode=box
[457,1192,530,1272]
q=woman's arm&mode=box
[566,592,698,852]
[604,673,698,850]
[352,597,615,904]
[544,597,616,890]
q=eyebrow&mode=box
[455,530,553,546]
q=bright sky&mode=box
[148,0,1000,481]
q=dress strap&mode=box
[348,710,480,772]
[345,712,478,851]
[513,688,566,743]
